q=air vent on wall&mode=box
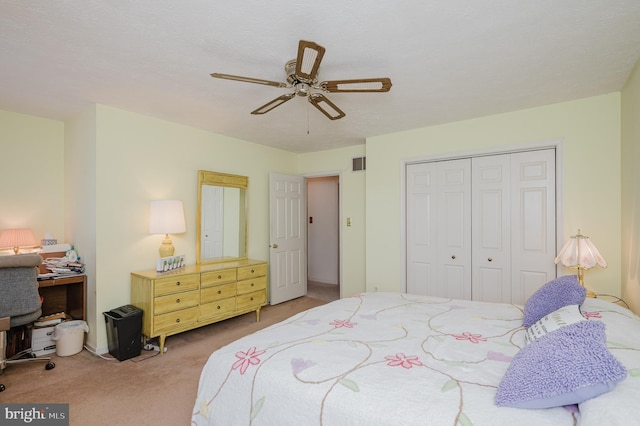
[352,156,366,172]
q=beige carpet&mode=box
[1,296,326,426]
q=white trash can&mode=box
[52,320,89,356]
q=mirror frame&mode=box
[196,170,249,264]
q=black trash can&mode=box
[103,305,143,361]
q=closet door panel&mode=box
[406,163,438,295]
[510,150,556,304]
[437,160,471,299]
[472,155,511,303]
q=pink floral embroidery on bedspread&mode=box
[452,332,487,344]
[330,319,357,328]
[385,353,423,369]
[583,311,601,319]
[232,347,266,375]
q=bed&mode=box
[191,282,640,425]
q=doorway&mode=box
[306,175,340,301]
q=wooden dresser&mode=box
[130,259,267,353]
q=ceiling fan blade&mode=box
[295,40,325,83]
[251,93,296,115]
[321,77,392,93]
[308,93,345,120]
[211,73,287,88]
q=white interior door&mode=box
[406,162,437,295]
[406,148,556,303]
[510,149,556,304]
[406,159,471,298]
[436,159,472,299]
[269,173,307,304]
[471,154,512,303]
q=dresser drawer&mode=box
[201,282,236,304]
[154,290,200,315]
[237,276,267,295]
[154,306,199,334]
[199,297,236,320]
[237,290,266,311]
[154,274,200,296]
[201,269,237,287]
[237,263,267,281]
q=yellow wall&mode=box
[366,94,622,298]
[1,86,633,350]
[80,105,299,349]
[622,58,640,313]
[0,110,65,244]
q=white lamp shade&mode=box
[149,200,186,234]
[0,228,38,250]
[554,233,607,269]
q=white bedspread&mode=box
[191,292,640,425]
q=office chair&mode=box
[0,253,55,392]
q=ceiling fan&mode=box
[211,40,392,120]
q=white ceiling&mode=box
[1,1,639,153]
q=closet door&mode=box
[436,159,472,299]
[406,162,437,295]
[471,150,556,304]
[471,154,512,303]
[406,160,471,298]
[510,149,556,304]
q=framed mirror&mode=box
[196,170,248,264]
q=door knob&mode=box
[488,258,493,262]
[270,243,278,248]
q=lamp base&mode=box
[158,234,175,258]
[578,269,597,298]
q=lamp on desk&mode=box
[0,228,39,254]
[149,200,186,258]
[554,229,607,298]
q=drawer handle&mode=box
[251,268,255,273]
[250,297,254,301]
[217,290,222,294]
[217,275,222,279]
[176,318,180,323]
[251,282,254,287]
[176,281,181,286]
[217,305,221,310]
[176,298,181,303]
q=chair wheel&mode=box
[45,361,56,370]
[0,384,5,392]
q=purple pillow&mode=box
[522,276,585,328]
[495,320,627,409]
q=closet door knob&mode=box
[451,255,456,260]
[488,258,493,262]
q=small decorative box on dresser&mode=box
[130,259,267,353]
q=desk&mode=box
[38,275,86,320]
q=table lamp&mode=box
[149,200,186,258]
[0,228,39,254]
[554,229,607,298]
